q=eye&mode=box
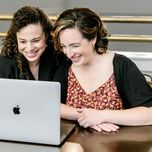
[60,45,66,49]
[19,41,26,44]
[73,45,79,47]
[32,39,40,43]
[72,44,80,48]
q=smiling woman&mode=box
[16,23,47,80]
[52,7,152,133]
[0,5,65,80]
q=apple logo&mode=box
[13,105,20,115]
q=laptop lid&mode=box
[0,78,75,145]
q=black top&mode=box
[53,53,152,109]
[0,51,65,81]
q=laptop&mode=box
[0,141,60,152]
[0,78,75,146]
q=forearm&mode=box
[61,103,78,120]
[102,107,152,126]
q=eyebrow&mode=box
[18,36,42,41]
[61,42,81,46]
[17,32,45,41]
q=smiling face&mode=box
[59,28,96,67]
[17,23,46,65]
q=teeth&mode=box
[72,57,79,62]
[72,55,79,59]
[27,51,37,57]
[27,51,37,55]
[26,50,38,54]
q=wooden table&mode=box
[61,120,152,152]
[0,120,151,152]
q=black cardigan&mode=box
[53,53,152,109]
[0,51,63,81]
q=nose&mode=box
[26,42,34,51]
[64,47,74,59]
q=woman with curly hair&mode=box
[52,7,152,132]
[0,5,64,80]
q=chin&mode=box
[73,62,83,67]
[27,57,39,62]
[72,58,85,66]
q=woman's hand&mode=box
[77,108,105,127]
[77,108,119,132]
[90,123,119,133]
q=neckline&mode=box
[69,67,114,95]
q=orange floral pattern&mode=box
[66,68,123,110]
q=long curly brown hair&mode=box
[1,6,54,79]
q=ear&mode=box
[45,34,48,40]
[44,34,48,44]
[91,37,97,46]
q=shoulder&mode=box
[0,55,18,78]
[53,52,72,68]
[53,54,71,81]
[0,55,16,67]
[113,53,138,70]
[113,53,133,63]
[41,50,69,66]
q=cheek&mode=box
[38,39,46,49]
[62,49,67,55]
[17,43,25,52]
[40,42,46,49]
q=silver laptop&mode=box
[0,78,75,146]
[0,141,60,152]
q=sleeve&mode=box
[114,54,152,108]
[0,56,18,78]
[53,57,71,103]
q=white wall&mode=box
[0,0,152,75]
[1,0,152,52]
